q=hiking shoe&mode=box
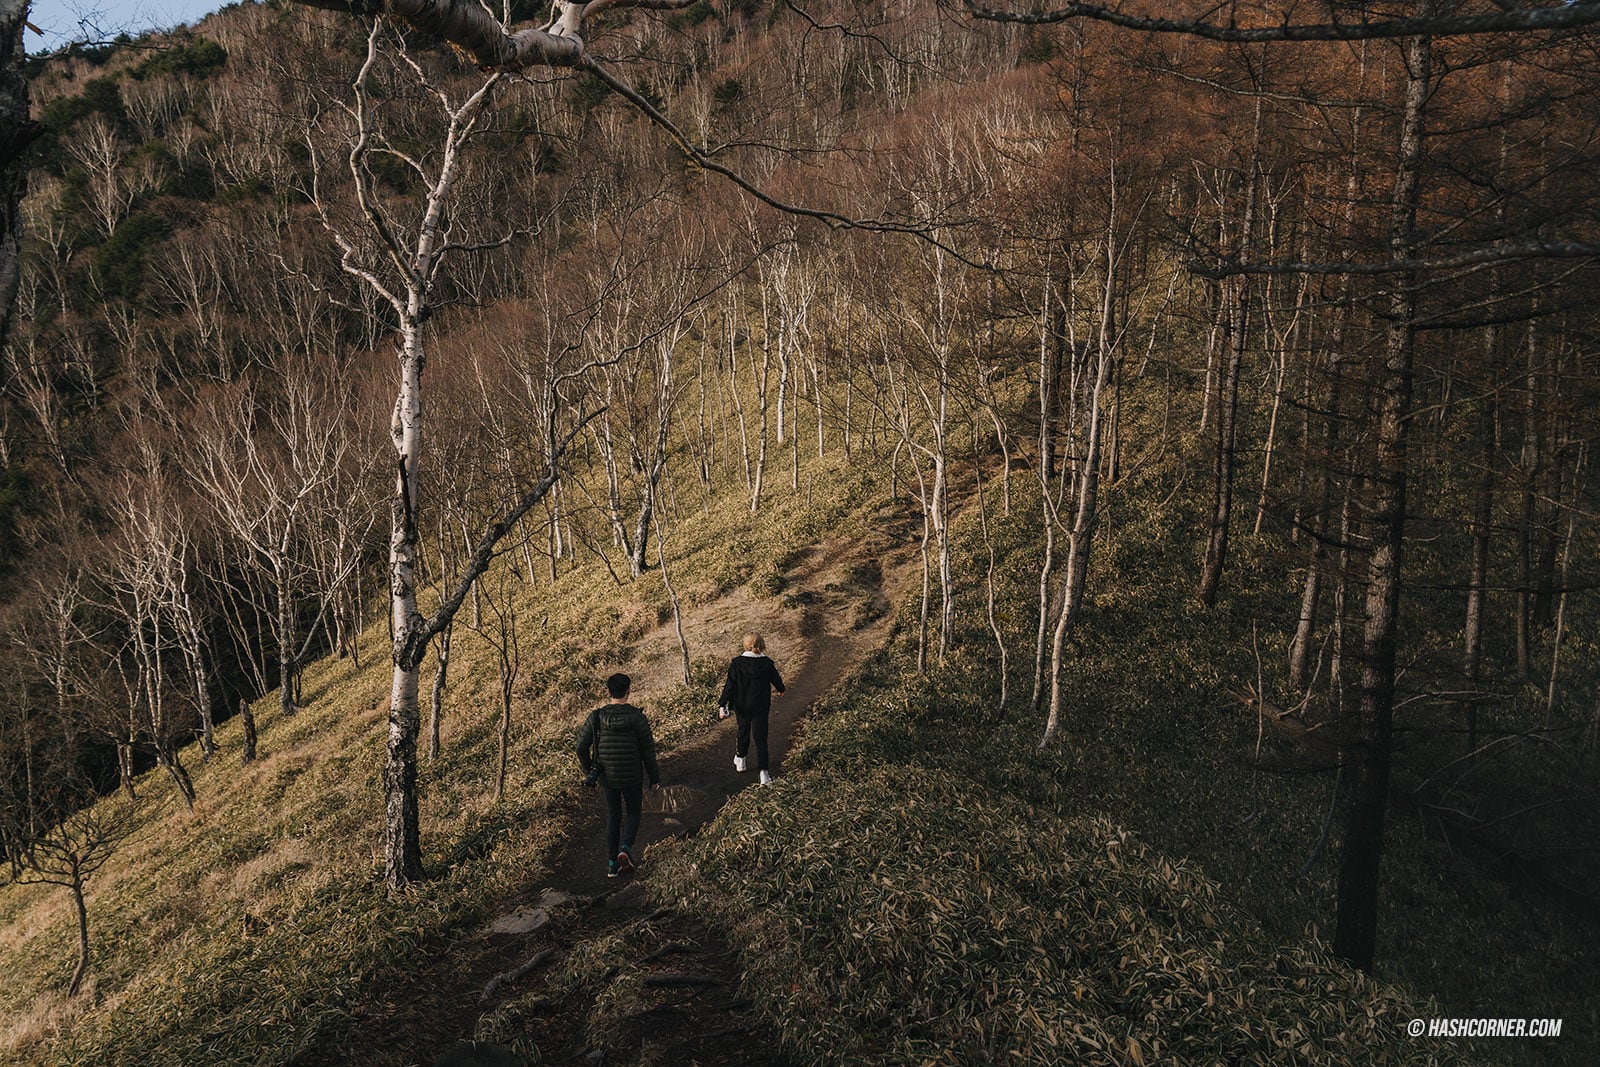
[607,861,620,879]
[759,770,773,786]
[734,755,747,772]
[616,849,635,873]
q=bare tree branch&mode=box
[966,0,1600,41]
[1195,238,1600,277]
[784,1,928,64]
[288,0,993,263]
[411,406,606,654]
[292,0,694,69]
[576,57,992,266]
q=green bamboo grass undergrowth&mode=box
[646,457,1595,1066]
[657,769,1463,1066]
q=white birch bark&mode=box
[294,0,688,71]
[304,23,600,889]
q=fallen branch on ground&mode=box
[481,948,555,1002]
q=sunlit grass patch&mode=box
[0,984,94,1055]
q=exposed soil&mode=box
[300,518,915,1067]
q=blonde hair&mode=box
[742,631,765,653]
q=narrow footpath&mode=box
[301,515,913,1067]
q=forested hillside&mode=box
[2,0,1598,1063]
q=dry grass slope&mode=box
[0,451,881,1065]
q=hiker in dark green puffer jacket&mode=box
[576,673,661,877]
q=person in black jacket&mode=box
[576,673,661,877]
[718,631,786,785]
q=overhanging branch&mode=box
[965,0,1600,41]
[577,56,994,266]
[1194,239,1600,277]
[292,0,693,69]
[290,0,992,261]
[416,406,606,652]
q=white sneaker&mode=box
[734,755,747,772]
[759,770,773,786]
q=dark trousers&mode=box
[736,710,770,771]
[604,782,643,859]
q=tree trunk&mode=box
[386,320,429,890]
[911,458,933,677]
[599,408,628,551]
[693,346,713,500]
[278,572,297,718]
[157,748,196,810]
[1043,339,1113,745]
[932,405,953,665]
[976,462,1008,715]
[750,344,771,512]
[630,489,655,578]
[241,700,258,765]
[1199,98,1263,607]
[1198,278,1244,608]
[117,742,137,801]
[1289,354,1339,690]
[843,347,854,457]
[655,502,693,686]
[1033,266,1068,712]
[1043,236,1118,745]
[1252,205,1300,538]
[1332,27,1429,975]
[429,624,452,762]
[629,344,674,577]
[1287,547,1324,691]
[1463,379,1494,752]
[1546,515,1575,712]
[776,340,789,445]
[810,356,826,460]
[1464,59,1511,726]
[1532,499,1559,628]
[495,668,512,803]
[1254,347,1286,535]
[546,494,562,581]
[177,586,217,760]
[1331,486,1353,697]
[1516,327,1538,675]
[725,307,754,492]
[0,0,34,354]
[68,878,90,997]
[519,522,537,584]
[1198,278,1222,435]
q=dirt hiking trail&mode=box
[301,514,917,1067]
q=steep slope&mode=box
[0,454,890,1063]
[0,454,1469,1067]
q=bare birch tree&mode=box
[188,363,374,719]
[292,16,612,888]
[1041,233,1120,746]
